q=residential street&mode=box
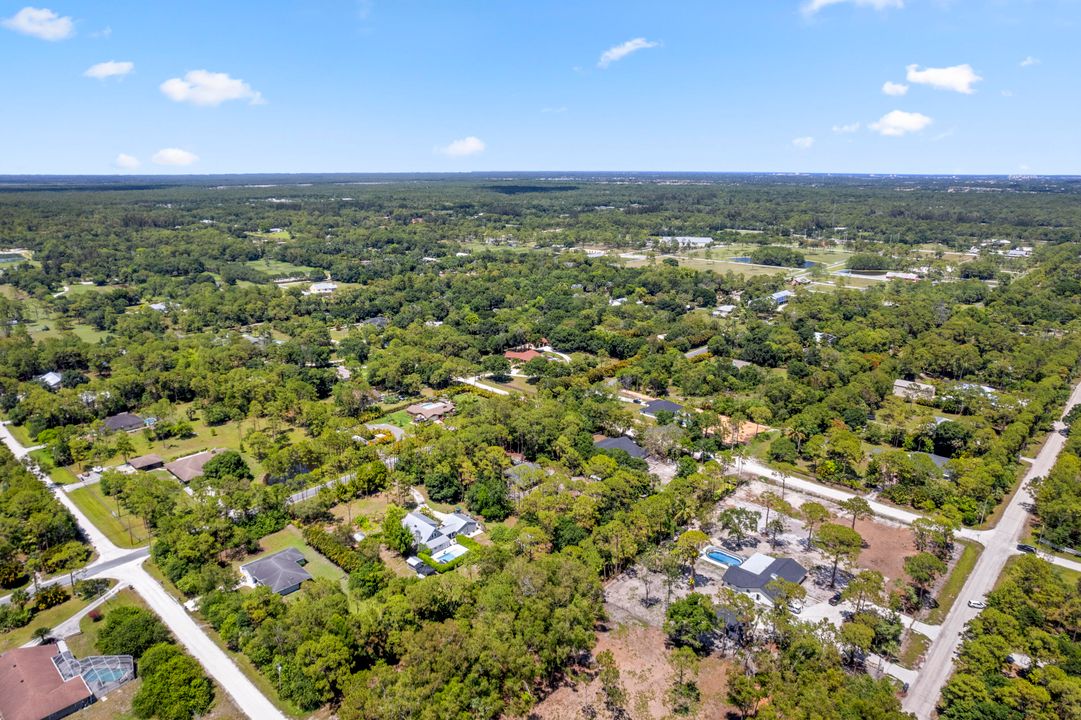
[0,421,286,720]
[901,378,1081,718]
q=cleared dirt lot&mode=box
[529,625,734,720]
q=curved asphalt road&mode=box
[0,421,285,720]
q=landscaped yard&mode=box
[247,525,347,590]
[0,589,101,652]
[66,588,245,720]
[374,409,413,428]
[68,484,151,548]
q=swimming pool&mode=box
[701,546,743,567]
[431,543,469,564]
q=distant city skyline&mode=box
[1,0,1077,175]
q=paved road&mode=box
[901,378,1081,719]
[0,421,285,720]
[740,457,987,543]
[455,375,511,395]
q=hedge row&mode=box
[302,526,364,573]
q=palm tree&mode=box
[31,626,52,645]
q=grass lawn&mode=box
[489,375,538,395]
[68,484,151,548]
[0,592,94,652]
[244,258,319,277]
[897,631,931,670]
[67,588,245,720]
[330,492,391,529]
[927,540,982,624]
[374,410,413,428]
[247,525,347,590]
[7,423,35,446]
[29,449,80,484]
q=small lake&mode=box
[730,256,816,269]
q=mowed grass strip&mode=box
[927,540,981,624]
[67,484,151,548]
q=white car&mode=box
[967,599,987,609]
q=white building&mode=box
[305,281,338,295]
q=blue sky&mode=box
[0,0,1077,174]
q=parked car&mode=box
[1017,543,1037,554]
[967,599,988,609]
[828,591,844,606]
[787,599,803,615]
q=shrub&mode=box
[97,606,172,658]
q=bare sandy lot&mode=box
[528,625,734,720]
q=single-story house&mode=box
[164,448,225,483]
[403,510,478,553]
[406,400,455,422]
[127,454,165,472]
[103,412,146,433]
[148,302,169,312]
[722,553,807,606]
[0,645,134,720]
[594,436,648,459]
[893,379,936,402]
[37,371,62,391]
[712,304,737,318]
[640,399,683,419]
[406,556,436,577]
[240,547,312,595]
[363,316,389,329]
[504,349,542,363]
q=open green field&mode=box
[68,484,151,548]
[486,374,537,395]
[244,258,320,277]
[245,524,347,591]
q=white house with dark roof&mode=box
[722,553,807,606]
[402,510,478,553]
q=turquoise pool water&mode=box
[704,549,743,566]
[432,544,469,564]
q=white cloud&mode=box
[1020,56,1040,68]
[597,38,659,69]
[160,70,265,106]
[832,122,861,134]
[114,154,140,170]
[802,0,903,16]
[1,6,74,40]
[905,63,981,94]
[882,81,909,96]
[85,61,134,80]
[151,148,198,166]
[439,136,486,157]
[792,136,815,149]
[870,110,933,136]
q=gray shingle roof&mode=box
[723,555,807,599]
[594,436,647,459]
[241,548,312,594]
